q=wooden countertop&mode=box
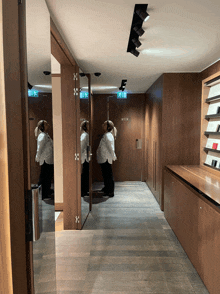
[166,165,220,205]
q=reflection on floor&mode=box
[39,182,209,293]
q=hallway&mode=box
[37,182,209,293]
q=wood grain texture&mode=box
[50,18,76,66]
[164,168,220,294]
[145,73,201,210]
[1,0,29,292]
[61,64,78,229]
[92,94,145,182]
[145,75,163,205]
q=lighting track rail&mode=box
[127,4,149,57]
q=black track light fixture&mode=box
[119,79,127,91]
[136,9,150,22]
[130,49,140,57]
[127,4,149,57]
[79,73,86,77]
[94,72,101,77]
[132,38,142,48]
[28,82,33,90]
[133,26,145,37]
[43,71,51,75]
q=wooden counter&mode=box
[166,165,220,205]
[164,165,220,294]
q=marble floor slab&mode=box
[34,181,209,294]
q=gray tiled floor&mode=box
[36,181,209,293]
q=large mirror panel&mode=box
[26,0,56,292]
[79,69,90,226]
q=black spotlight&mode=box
[127,4,149,57]
[43,71,51,75]
[94,72,101,77]
[132,38,142,48]
[119,79,127,91]
[79,73,86,77]
[133,26,145,37]
[28,82,33,90]
[136,9,150,22]
[130,49,140,57]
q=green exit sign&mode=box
[28,90,39,97]
[117,92,127,99]
[80,92,89,99]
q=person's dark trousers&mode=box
[81,161,89,195]
[38,161,54,199]
[100,160,114,194]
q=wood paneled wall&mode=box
[145,73,201,209]
[1,0,29,292]
[28,93,53,184]
[145,76,163,204]
[92,94,145,182]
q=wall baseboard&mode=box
[55,203,63,211]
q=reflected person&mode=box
[96,120,117,197]
[35,120,54,200]
[80,120,89,197]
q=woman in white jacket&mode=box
[96,120,117,197]
[80,120,89,196]
[35,120,54,200]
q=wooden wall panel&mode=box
[162,73,201,172]
[145,75,163,204]
[164,169,220,294]
[92,94,145,182]
[61,64,78,229]
[28,93,53,184]
[199,60,220,81]
[1,0,28,292]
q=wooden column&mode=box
[61,64,78,229]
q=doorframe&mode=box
[50,18,83,229]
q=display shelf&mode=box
[204,147,220,153]
[204,163,220,171]
[204,131,220,136]
[206,95,220,103]
[205,74,220,87]
[205,114,220,120]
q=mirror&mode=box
[79,69,90,226]
[26,0,56,292]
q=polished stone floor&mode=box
[35,181,209,294]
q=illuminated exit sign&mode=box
[28,90,39,97]
[80,92,89,99]
[117,92,127,99]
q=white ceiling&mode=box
[45,0,220,93]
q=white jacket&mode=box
[80,131,89,164]
[96,132,117,164]
[35,132,53,165]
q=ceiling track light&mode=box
[132,38,142,48]
[127,4,149,57]
[133,26,145,37]
[136,9,150,22]
[119,79,127,91]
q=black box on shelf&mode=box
[217,106,220,114]
[211,160,218,167]
[217,125,220,132]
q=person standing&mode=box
[96,120,117,197]
[35,120,54,200]
[80,120,89,196]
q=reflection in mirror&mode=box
[79,69,90,226]
[26,0,56,292]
